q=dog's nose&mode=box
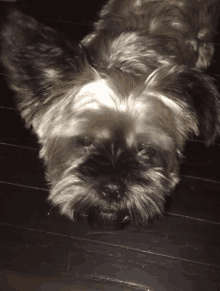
[102,182,124,199]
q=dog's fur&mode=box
[1,0,220,228]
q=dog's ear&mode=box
[149,66,220,145]
[178,68,220,144]
[0,9,93,131]
[169,67,220,144]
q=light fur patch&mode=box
[75,80,132,113]
[75,80,116,111]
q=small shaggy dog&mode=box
[1,0,220,228]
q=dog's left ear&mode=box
[0,9,93,128]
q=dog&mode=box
[1,0,220,228]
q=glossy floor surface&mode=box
[0,1,220,290]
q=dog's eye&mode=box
[81,136,94,148]
[138,143,147,152]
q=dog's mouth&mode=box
[100,211,129,221]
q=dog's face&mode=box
[44,77,181,227]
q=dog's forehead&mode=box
[74,79,129,112]
[75,81,110,106]
[73,78,160,121]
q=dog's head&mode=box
[38,64,218,228]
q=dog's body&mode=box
[1,0,220,228]
[83,0,219,71]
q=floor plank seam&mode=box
[0,141,38,150]
[0,180,48,192]
[166,212,220,225]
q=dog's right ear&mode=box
[0,9,95,130]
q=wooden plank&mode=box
[169,176,220,222]
[0,270,91,291]
[0,144,44,188]
[182,141,220,182]
[0,108,34,139]
[0,75,15,108]
[0,223,220,291]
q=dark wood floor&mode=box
[0,1,220,290]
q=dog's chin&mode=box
[74,200,164,229]
[83,208,131,229]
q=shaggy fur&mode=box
[1,0,220,228]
